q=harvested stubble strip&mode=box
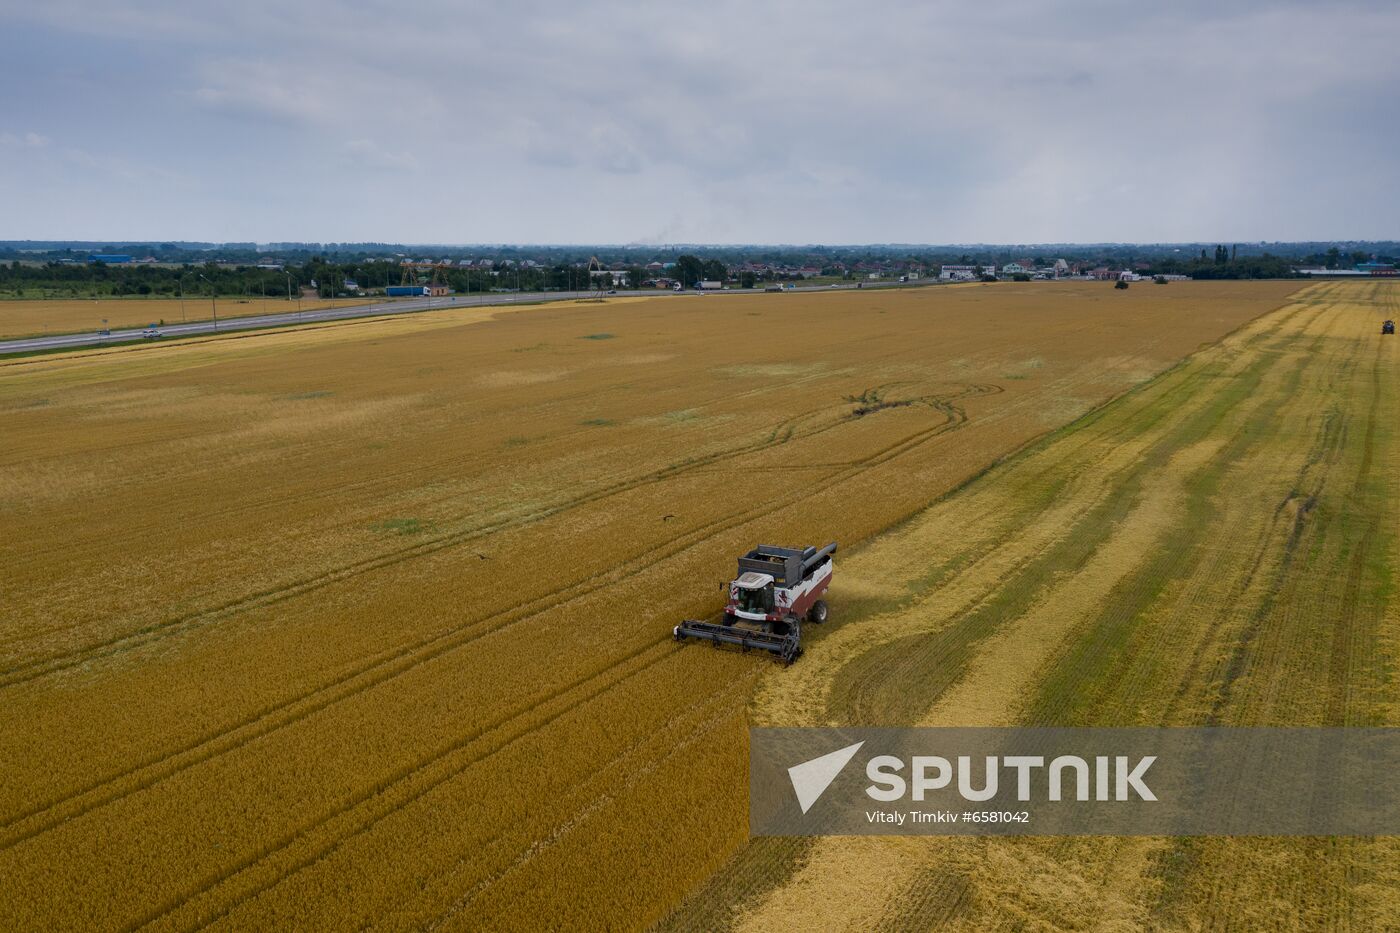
[715,283,1400,932]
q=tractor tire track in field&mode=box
[35,360,851,557]
[0,383,995,863]
[137,640,691,932]
[863,304,1356,932]
[783,300,1326,730]
[3,352,863,625]
[1034,298,1375,931]
[1319,330,1384,730]
[0,388,834,655]
[416,669,761,932]
[1140,293,1397,927]
[711,289,1385,932]
[656,377,1212,924]
[0,399,826,674]
[106,380,1004,929]
[726,304,1326,933]
[0,381,993,685]
[1204,320,1367,728]
[1018,308,1340,730]
[958,293,1388,927]
[0,285,1318,930]
[872,295,1359,931]
[1,352,900,625]
[659,295,1328,932]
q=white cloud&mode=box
[190,60,333,126]
[0,131,50,148]
[342,139,419,173]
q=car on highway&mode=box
[141,326,162,339]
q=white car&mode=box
[141,327,161,339]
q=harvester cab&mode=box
[1384,320,1395,335]
[733,572,776,616]
[674,542,836,664]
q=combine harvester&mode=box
[674,543,837,664]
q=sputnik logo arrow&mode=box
[788,741,865,814]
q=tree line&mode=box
[0,259,660,300]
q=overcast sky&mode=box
[1,0,1396,244]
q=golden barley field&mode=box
[0,280,1331,930]
[0,297,379,339]
[662,279,1400,932]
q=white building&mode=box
[940,264,984,281]
[589,269,631,286]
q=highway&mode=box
[0,280,923,355]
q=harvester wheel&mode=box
[808,600,828,624]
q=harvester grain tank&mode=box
[673,543,837,664]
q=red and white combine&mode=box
[674,543,837,664]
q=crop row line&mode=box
[0,381,986,869]
[127,379,990,926]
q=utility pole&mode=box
[197,273,219,331]
[286,271,300,319]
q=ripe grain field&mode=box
[0,297,380,339]
[660,279,1400,932]
[0,281,1301,930]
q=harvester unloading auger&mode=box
[674,543,837,664]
